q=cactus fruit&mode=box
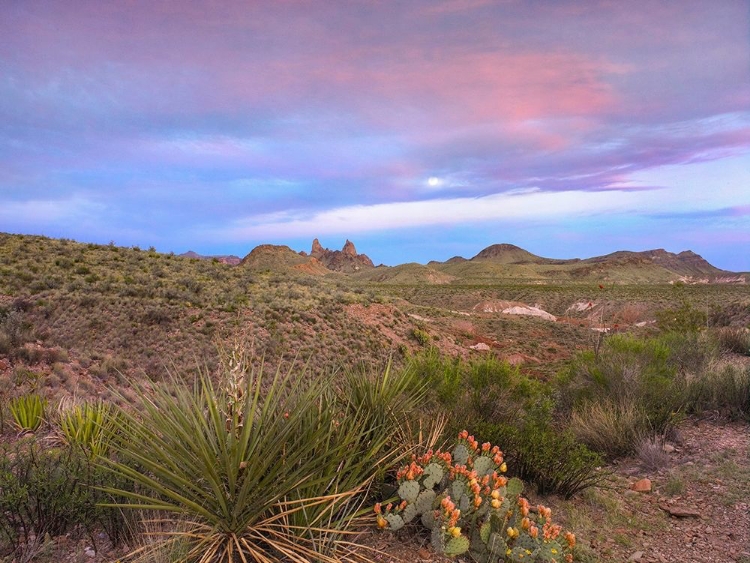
[415,489,436,514]
[473,455,494,477]
[423,462,444,489]
[444,535,470,556]
[453,443,470,465]
[398,479,420,503]
[384,513,405,531]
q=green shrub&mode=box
[411,327,431,346]
[9,394,46,432]
[474,402,605,498]
[102,353,404,563]
[0,438,132,556]
[656,300,707,333]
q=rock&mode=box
[342,239,357,257]
[311,238,324,257]
[631,478,652,493]
[628,551,644,562]
[662,444,675,453]
[469,342,491,351]
[659,503,702,518]
[417,547,431,560]
[84,547,96,558]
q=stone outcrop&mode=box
[307,239,374,273]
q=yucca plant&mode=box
[100,357,397,563]
[58,400,117,458]
[9,394,46,432]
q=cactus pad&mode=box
[384,513,405,531]
[402,503,417,523]
[473,455,494,477]
[459,494,470,512]
[487,532,507,556]
[430,527,444,553]
[398,479,420,503]
[451,480,465,501]
[423,462,444,489]
[415,489,436,514]
[421,510,435,529]
[506,477,524,496]
[444,535,470,556]
[453,443,470,465]
[480,520,492,543]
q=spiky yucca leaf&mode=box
[101,361,392,563]
[58,400,116,458]
[9,394,46,432]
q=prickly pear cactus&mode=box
[453,443,470,465]
[506,477,524,496]
[445,535,470,556]
[402,503,417,523]
[415,489,436,514]
[375,431,576,563]
[398,479,420,503]
[384,513,404,531]
[423,462,444,488]
[473,455,494,477]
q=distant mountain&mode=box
[426,244,744,284]
[179,250,241,265]
[307,238,374,273]
[471,243,575,265]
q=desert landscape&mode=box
[1,232,748,563]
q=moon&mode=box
[427,177,440,187]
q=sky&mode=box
[2,1,750,271]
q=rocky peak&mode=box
[342,239,357,257]
[307,239,374,273]
[311,238,325,258]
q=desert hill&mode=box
[180,250,241,265]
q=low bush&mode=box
[0,438,132,557]
[474,403,605,499]
[683,363,750,420]
[568,399,650,458]
[713,326,750,355]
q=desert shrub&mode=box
[636,435,670,471]
[474,402,605,499]
[682,363,750,420]
[0,438,132,556]
[558,334,691,437]
[374,431,578,562]
[713,326,750,355]
[656,300,707,333]
[102,352,405,563]
[409,351,597,497]
[9,394,46,432]
[411,327,431,346]
[408,347,463,407]
[568,399,650,458]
